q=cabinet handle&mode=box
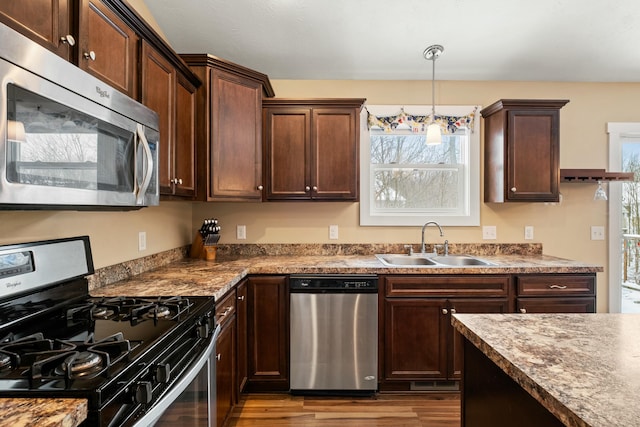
[549,284,567,289]
[83,50,96,61]
[511,187,517,192]
[237,295,245,301]
[520,308,527,313]
[305,186,311,192]
[442,308,448,314]
[450,308,457,314]
[257,185,264,191]
[60,35,76,46]
[312,186,318,191]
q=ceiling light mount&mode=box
[423,44,444,61]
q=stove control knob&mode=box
[197,317,210,338]
[132,381,153,404]
[153,363,171,384]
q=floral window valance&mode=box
[367,106,478,134]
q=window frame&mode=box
[359,104,481,227]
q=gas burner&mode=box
[91,306,115,320]
[145,305,172,319]
[57,351,104,378]
[0,353,12,370]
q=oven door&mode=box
[133,323,221,427]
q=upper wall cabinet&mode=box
[481,99,569,203]
[262,99,366,201]
[181,54,275,202]
[0,0,73,61]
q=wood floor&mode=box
[225,393,461,427]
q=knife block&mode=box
[189,233,217,261]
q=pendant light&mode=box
[423,44,444,145]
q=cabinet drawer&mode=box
[384,275,510,297]
[517,297,596,313]
[516,275,595,297]
[215,289,236,327]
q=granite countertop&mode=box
[0,398,87,427]
[91,253,602,301]
[452,313,640,427]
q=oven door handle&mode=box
[132,322,222,426]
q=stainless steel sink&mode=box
[375,254,494,267]
[430,255,495,266]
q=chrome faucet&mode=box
[421,221,444,254]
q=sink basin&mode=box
[376,254,438,266]
[430,255,495,266]
[375,254,495,267]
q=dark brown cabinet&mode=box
[78,0,138,97]
[236,279,248,397]
[516,274,596,313]
[0,0,73,60]
[381,275,510,388]
[141,41,196,198]
[245,275,289,391]
[215,289,237,427]
[481,99,569,203]
[262,99,365,201]
[181,54,274,202]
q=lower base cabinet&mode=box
[215,289,236,427]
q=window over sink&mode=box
[360,105,480,226]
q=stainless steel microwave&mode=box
[0,22,159,210]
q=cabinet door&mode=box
[384,298,448,381]
[312,108,359,200]
[0,0,72,60]
[246,276,289,391]
[264,108,311,200]
[506,109,559,201]
[517,297,595,313]
[449,299,510,379]
[216,319,235,427]
[210,69,263,201]
[141,41,174,196]
[174,74,197,198]
[236,280,248,398]
[78,0,138,97]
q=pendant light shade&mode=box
[423,44,443,145]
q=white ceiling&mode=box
[145,0,640,82]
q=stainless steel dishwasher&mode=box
[289,274,378,393]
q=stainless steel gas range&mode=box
[0,236,218,426]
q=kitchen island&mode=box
[452,313,640,427]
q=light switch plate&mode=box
[237,225,247,240]
[482,225,497,240]
[138,231,147,251]
[524,226,534,240]
[329,225,339,240]
[591,226,605,240]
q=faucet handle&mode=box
[403,244,414,256]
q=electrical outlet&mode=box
[329,225,339,240]
[524,226,534,240]
[482,225,497,240]
[138,231,147,251]
[591,226,605,240]
[236,225,247,240]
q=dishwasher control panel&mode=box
[289,275,378,292]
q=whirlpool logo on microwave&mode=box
[95,86,110,99]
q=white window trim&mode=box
[359,105,481,227]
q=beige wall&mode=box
[193,79,640,312]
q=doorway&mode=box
[608,123,640,313]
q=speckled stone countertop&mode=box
[0,398,87,427]
[90,252,602,301]
[452,313,640,427]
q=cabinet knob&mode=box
[237,295,245,301]
[170,178,183,185]
[305,186,311,192]
[257,185,264,190]
[442,308,448,315]
[312,186,318,191]
[83,50,96,61]
[511,187,517,192]
[60,35,76,46]
[450,308,457,314]
[519,308,527,313]
[216,353,221,361]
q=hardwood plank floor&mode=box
[226,393,461,427]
